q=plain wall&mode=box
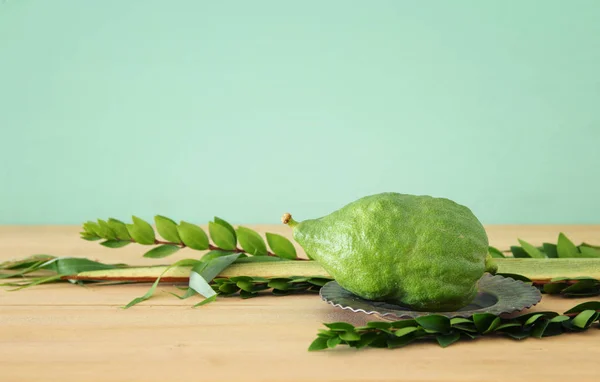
[1,0,599,224]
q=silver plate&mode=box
[319,273,542,320]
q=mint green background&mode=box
[1,1,599,225]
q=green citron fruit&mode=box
[283,193,491,311]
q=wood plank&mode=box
[1,295,599,382]
[2,225,600,382]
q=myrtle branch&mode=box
[81,215,306,261]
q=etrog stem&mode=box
[281,213,299,228]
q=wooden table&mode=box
[1,225,600,382]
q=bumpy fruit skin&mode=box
[293,193,489,311]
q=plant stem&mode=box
[69,260,330,281]
[69,258,600,283]
[149,238,308,261]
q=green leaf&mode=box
[0,254,55,270]
[267,279,290,291]
[189,266,217,299]
[339,330,361,341]
[288,276,309,283]
[572,310,599,329]
[563,301,600,315]
[531,319,550,338]
[240,290,258,299]
[487,246,505,258]
[122,259,199,308]
[542,243,558,258]
[317,329,335,338]
[100,240,130,248]
[367,321,392,330]
[84,221,104,238]
[127,216,156,245]
[218,283,240,295]
[326,336,342,348]
[265,233,297,259]
[307,277,331,287]
[460,331,478,340]
[0,260,46,279]
[308,337,329,351]
[494,322,522,331]
[387,335,415,348]
[213,217,237,240]
[236,280,254,292]
[82,221,95,235]
[271,288,291,296]
[557,233,579,258]
[97,219,117,240]
[154,215,181,243]
[510,246,530,258]
[193,295,217,307]
[143,245,180,259]
[236,227,267,256]
[550,315,570,323]
[107,218,131,240]
[324,322,355,332]
[450,317,472,326]
[518,239,545,258]
[208,221,237,250]
[579,246,600,258]
[93,220,111,238]
[356,332,381,348]
[168,287,196,300]
[7,275,62,290]
[229,276,253,282]
[571,276,598,281]
[197,253,242,283]
[562,290,600,298]
[517,311,558,322]
[524,313,545,326]
[561,280,599,295]
[80,233,101,241]
[414,315,450,334]
[391,319,417,329]
[473,313,498,333]
[582,242,600,250]
[543,282,569,294]
[41,257,118,275]
[436,332,460,348]
[541,322,565,337]
[483,317,501,333]
[201,250,235,262]
[394,326,419,337]
[177,221,209,250]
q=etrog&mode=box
[284,193,490,311]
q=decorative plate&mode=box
[319,273,542,320]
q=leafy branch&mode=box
[5,256,600,300]
[0,254,331,307]
[81,216,302,260]
[309,301,600,351]
[489,232,600,259]
[4,232,600,304]
[211,275,331,298]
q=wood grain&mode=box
[1,225,600,382]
